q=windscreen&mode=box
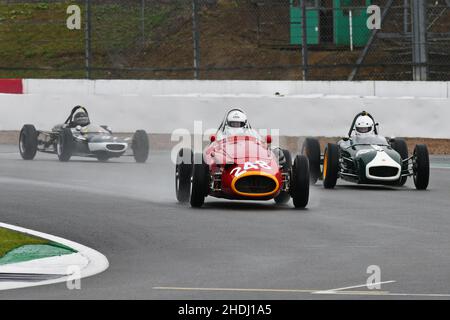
[216,127,261,141]
[351,135,389,146]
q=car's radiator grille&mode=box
[234,175,276,194]
[369,166,399,177]
[107,144,125,151]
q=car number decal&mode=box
[231,161,272,177]
[230,167,246,177]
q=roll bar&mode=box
[217,108,251,133]
[64,106,89,125]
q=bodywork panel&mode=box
[205,135,283,200]
[338,138,402,184]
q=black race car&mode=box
[19,106,149,163]
[302,111,430,190]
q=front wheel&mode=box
[290,155,310,208]
[413,144,429,190]
[176,148,193,202]
[19,124,38,160]
[132,130,149,163]
[190,153,209,208]
[57,128,73,162]
[323,143,339,189]
[96,153,110,162]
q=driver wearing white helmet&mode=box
[354,114,375,136]
[223,109,249,136]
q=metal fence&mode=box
[0,0,449,80]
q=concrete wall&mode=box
[1,80,449,138]
[22,79,450,98]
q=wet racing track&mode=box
[1,144,450,299]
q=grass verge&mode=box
[0,226,50,259]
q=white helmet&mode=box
[355,115,375,135]
[226,109,247,128]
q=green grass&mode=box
[0,1,185,79]
[0,2,84,75]
[0,227,50,259]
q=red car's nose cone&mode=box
[205,135,283,200]
[231,171,280,197]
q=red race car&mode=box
[175,109,310,208]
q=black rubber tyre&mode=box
[132,130,149,163]
[96,153,110,162]
[190,153,209,208]
[176,148,193,203]
[19,124,38,160]
[290,154,310,208]
[413,144,429,190]
[323,143,339,189]
[57,128,74,162]
[274,149,292,205]
[391,138,408,186]
[302,137,321,184]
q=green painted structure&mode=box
[334,0,372,46]
[290,0,320,45]
[290,0,372,47]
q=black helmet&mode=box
[73,111,90,126]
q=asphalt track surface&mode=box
[1,144,450,300]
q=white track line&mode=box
[313,280,396,294]
[317,291,450,297]
[152,286,390,296]
[153,283,450,298]
[153,287,316,293]
[383,292,450,297]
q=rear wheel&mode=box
[19,124,38,160]
[176,148,193,202]
[391,138,408,186]
[302,137,321,184]
[290,155,310,208]
[323,143,339,189]
[413,144,429,190]
[57,128,73,162]
[190,153,210,208]
[274,149,292,205]
[132,130,149,163]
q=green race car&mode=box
[302,111,430,190]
